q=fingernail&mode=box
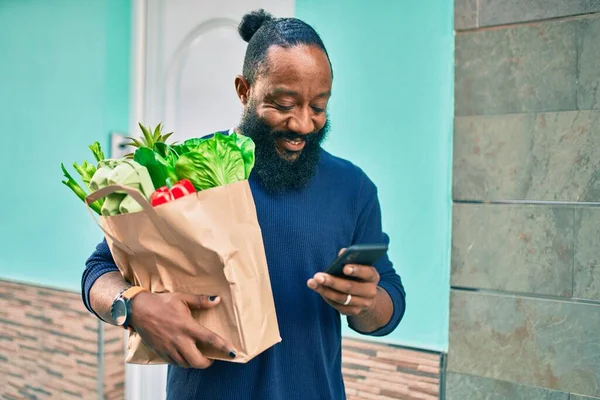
[345,266,354,275]
[209,296,217,302]
[307,280,318,289]
[316,274,325,284]
[229,350,237,358]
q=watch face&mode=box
[112,299,127,326]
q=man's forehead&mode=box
[267,44,330,69]
[256,45,332,93]
[265,45,331,77]
[269,87,331,98]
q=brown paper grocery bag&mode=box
[85,180,281,364]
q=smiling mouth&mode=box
[278,137,306,152]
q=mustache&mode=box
[272,130,321,142]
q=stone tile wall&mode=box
[451,2,600,399]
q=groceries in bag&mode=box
[61,123,281,364]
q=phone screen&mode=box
[325,244,388,277]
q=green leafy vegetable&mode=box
[61,163,102,215]
[61,128,256,216]
[172,137,206,156]
[61,142,109,214]
[73,160,96,190]
[175,133,247,190]
[89,142,105,163]
[134,146,178,189]
[153,142,179,161]
[234,133,255,179]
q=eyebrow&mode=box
[270,88,332,99]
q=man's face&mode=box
[236,44,333,193]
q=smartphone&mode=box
[325,244,388,278]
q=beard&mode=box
[237,105,329,194]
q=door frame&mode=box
[125,0,149,398]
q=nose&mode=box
[286,108,315,135]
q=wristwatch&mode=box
[111,286,148,329]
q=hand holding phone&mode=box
[325,244,388,278]
[307,243,387,317]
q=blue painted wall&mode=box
[0,0,453,352]
[0,0,131,291]
[296,0,454,351]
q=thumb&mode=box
[179,293,221,310]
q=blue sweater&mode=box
[82,148,406,400]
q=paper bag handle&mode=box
[85,185,179,251]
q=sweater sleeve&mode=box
[81,238,119,318]
[349,175,406,337]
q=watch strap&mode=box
[121,286,148,300]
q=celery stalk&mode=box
[89,142,106,163]
[61,163,102,215]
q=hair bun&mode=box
[239,9,274,42]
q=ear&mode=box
[235,75,251,106]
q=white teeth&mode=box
[285,138,302,145]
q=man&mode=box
[82,9,406,400]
